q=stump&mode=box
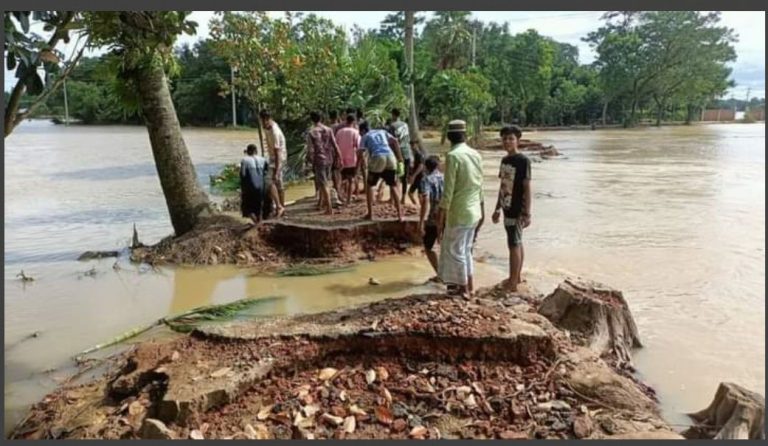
[684,382,765,440]
[537,279,641,367]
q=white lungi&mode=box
[438,224,476,286]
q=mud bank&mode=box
[10,279,706,440]
[129,199,420,269]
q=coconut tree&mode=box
[84,11,210,236]
[404,11,423,149]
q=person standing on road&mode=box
[306,111,342,215]
[437,120,485,299]
[390,108,413,205]
[335,114,362,205]
[259,110,287,218]
[418,155,444,281]
[358,121,404,222]
[492,125,532,292]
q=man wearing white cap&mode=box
[437,119,485,298]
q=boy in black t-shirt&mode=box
[491,125,532,292]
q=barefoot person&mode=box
[491,125,532,291]
[240,144,269,225]
[335,114,362,205]
[406,141,427,206]
[437,120,485,299]
[358,121,404,221]
[418,155,444,281]
[328,110,344,203]
[390,108,413,205]
[306,111,342,215]
[259,110,287,218]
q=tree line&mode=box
[7,11,753,139]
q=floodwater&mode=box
[4,121,765,432]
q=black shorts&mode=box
[341,166,357,180]
[423,225,438,250]
[504,219,523,247]
[367,169,397,187]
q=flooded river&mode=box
[4,121,765,430]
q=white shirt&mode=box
[265,121,287,165]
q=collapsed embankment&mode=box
[15,278,758,440]
[128,199,421,270]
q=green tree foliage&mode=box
[586,11,737,126]
[210,12,406,170]
[422,11,472,71]
[4,11,87,136]
[172,41,232,126]
[43,56,138,124]
[378,11,425,41]
[8,10,741,136]
[426,69,493,143]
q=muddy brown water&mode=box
[3,121,764,433]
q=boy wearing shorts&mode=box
[418,155,443,281]
[491,125,532,292]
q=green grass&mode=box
[210,163,241,194]
[275,264,356,277]
[76,296,283,359]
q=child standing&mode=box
[418,155,444,281]
[491,125,532,292]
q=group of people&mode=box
[239,110,288,223]
[305,107,424,220]
[239,109,533,298]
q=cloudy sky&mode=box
[6,11,765,99]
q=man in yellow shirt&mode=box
[437,120,485,298]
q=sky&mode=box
[5,11,765,99]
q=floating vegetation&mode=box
[275,264,355,277]
[16,270,35,282]
[210,163,240,194]
[78,267,99,279]
[76,296,283,360]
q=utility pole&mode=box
[230,66,237,128]
[471,26,477,67]
[744,87,751,113]
[63,77,70,126]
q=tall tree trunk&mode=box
[255,102,265,157]
[685,105,695,125]
[404,11,423,149]
[601,100,609,126]
[135,62,210,236]
[653,96,663,127]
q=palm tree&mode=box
[404,11,423,149]
[429,11,472,70]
